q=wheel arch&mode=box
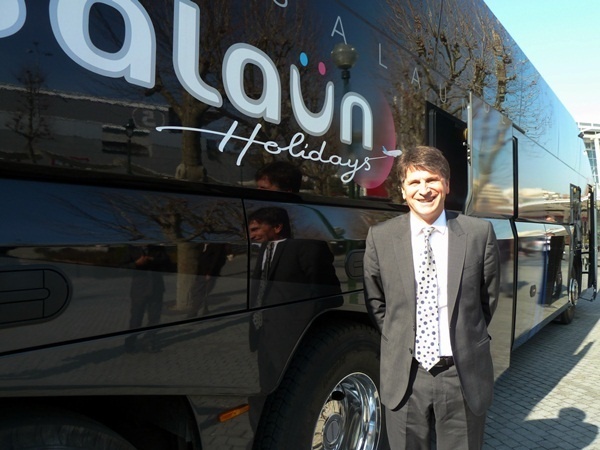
[253,310,385,449]
[273,308,379,389]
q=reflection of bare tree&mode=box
[84,1,338,309]
[88,0,235,181]
[303,160,345,196]
[234,0,343,194]
[108,194,244,309]
[106,195,241,241]
[6,66,52,163]
[244,4,320,148]
[380,0,549,202]
[64,193,245,309]
[471,100,513,209]
[133,0,233,182]
[2,2,343,193]
[385,0,546,126]
[128,1,328,187]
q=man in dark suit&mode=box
[364,146,500,449]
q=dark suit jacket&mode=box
[250,239,341,307]
[363,211,500,416]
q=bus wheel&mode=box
[254,320,386,450]
[0,406,136,450]
[556,271,580,324]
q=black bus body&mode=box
[0,0,596,448]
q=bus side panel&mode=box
[0,178,249,372]
[487,219,515,378]
[512,222,571,348]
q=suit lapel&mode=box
[447,213,466,315]
[268,240,287,278]
[393,215,417,317]
[252,244,265,279]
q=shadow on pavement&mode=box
[484,299,600,449]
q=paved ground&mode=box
[484,297,600,449]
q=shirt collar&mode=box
[409,210,447,237]
[266,238,287,248]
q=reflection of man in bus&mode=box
[248,207,340,307]
[541,216,565,305]
[186,243,228,317]
[543,234,566,304]
[247,206,341,432]
[364,146,500,449]
[255,161,302,193]
[125,245,169,353]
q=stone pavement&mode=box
[484,297,600,449]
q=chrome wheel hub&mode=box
[569,277,579,306]
[311,372,380,450]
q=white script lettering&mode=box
[156,123,388,183]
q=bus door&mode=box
[586,185,598,292]
[580,185,597,300]
[426,102,468,213]
[570,185,584,300]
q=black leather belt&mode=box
[433,356,454,367]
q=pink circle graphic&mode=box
[353,94,396,191]
[318,62,326,75]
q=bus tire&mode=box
[556,269,580,324]
[254,319,387,450]
[0,406,136,450]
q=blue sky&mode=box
[484,0,600,125]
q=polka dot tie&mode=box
[415,227,440,371]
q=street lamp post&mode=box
[125,118,136,175]
[331,43,359,198]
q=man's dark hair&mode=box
[248,207,292,238]
[255,161,302,193]
[396,146,451,184]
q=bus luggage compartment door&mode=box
[0,266,71,326]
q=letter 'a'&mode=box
[49,0,156,88]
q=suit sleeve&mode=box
[298,241,341,295]
[364,227,386,333]
[481,221,501,326]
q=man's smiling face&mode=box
[401,166,450,224]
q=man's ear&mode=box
[274,223,284,235]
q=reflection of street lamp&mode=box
[331,42,358,84]
[331,43,359,197]
[125,118,136,175]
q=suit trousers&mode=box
[384,360,486,450]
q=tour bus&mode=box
[0,0,596,449]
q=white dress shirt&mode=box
[410,211,452,357]
[261,238,286,269]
